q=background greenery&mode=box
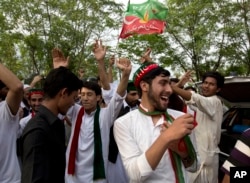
[0,0,249,82]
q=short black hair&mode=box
[202,71,225,88]
[127,80,136,92]
[82,81,102,96]
[43,67,82,98]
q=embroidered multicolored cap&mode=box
[133,62,159,87]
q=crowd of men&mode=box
[0,40,249,183]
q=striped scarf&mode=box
[139,105,197,183]
[68,105,105,180]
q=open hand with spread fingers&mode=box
[92,39,107,62]
[52,48,69,69]
[116,57,132,76]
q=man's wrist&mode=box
[176,82,184,89]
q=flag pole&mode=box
[115,38,121,80]
[115,0,131,81]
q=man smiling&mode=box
[114,62,197,182]
[172,70,225,183]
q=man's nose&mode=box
[166,84,173,93]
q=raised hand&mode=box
[92,39,107,61]
[140,48,152,63]
[30,75,44,88]
[116,57,132,76]
[32,75,43,83]
[52,48,69,69]
[115,57,132,97]
[177,70,193,87]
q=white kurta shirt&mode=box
[114,108,189,183]
[65,92,125,183]
[186,92,223,183]
[18,113,32,138]
[0,101,21,183]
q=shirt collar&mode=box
[123,101,138,111]
[38,105,60,125]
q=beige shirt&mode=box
[186,92,223,183]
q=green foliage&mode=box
[0,0,249,82]
[0,0,123,80]
[118,0,250,81]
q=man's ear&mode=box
[140,81,149,92]
[216,88,221,93]
[96,95,101,102]
[60,88,69,97]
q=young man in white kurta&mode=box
[172,70,225,183]
[65,40,132,183]
[185,92,223,182]
[18,89,44,137]
[114,108,191,183]
[65,93,125,183]
[114,62,197,183]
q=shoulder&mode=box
[192,92,223,105]
[0,101,18,121]
[70,104,82,113]
[22,115,50,137]
[0,101,11,114]
[167,108,185,118]
[114,110,138,133]
[20,114,32,124]
[116,109,137,119]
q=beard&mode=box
[147,86,167,112]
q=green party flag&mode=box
[119,0,168,39]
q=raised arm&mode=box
[0,63,23,115]
[29,75,43,88]
[171,70,193,100]
[115,58,132,97]
[108,55,115,83]
[92,39,110,90]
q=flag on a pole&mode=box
[119,0,168,39]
